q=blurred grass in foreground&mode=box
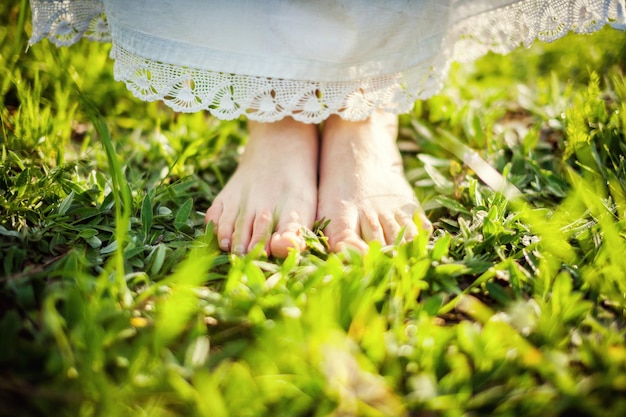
[2,3,626,417]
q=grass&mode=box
[2,3,626,416]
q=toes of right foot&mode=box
[216,219,238,253]
[214,221,236,251]
[219,238,231,252]
[270,222,308,258]
[206,202,233,251]
[205,200,223,224]
[270,233,304,258]
[247,209,274,254]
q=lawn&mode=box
[2,3,626,416]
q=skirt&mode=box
[29,0,626,123]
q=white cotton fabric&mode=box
[29,0,626,123]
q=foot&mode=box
[205,117,318,257]
[317,111,430,253]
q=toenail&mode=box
[233,244,245,254]
[219,239,230,250]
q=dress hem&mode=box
[29,0,626,123]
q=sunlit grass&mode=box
[2,3,626,417]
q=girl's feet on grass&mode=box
[205,117,318,258]
[317,110,431,253]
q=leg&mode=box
[317,110,430,253]
[205,117,318,257]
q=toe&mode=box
[359,209,386,243]
[329,229,369,253]
[321,206,369,253]
[206,201,234,251]
[324,221,368,253]
[205,201,223,227]
[270,221,306,258]
[231,213,254,255]
[248,209,274,254]
[395,210,422,242]
[379,212,402,245]
[417,212,433,233]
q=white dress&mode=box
[29,0,626,123]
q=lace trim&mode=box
[30,0,626,123]
[29,0,110,45]
[110,45,445,123]
[450,0,626,63]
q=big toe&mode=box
[270,222,307,258]
[326,229,369,254]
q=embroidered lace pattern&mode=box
[29,0,110,45]
[29,0,626,123]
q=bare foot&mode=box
[317,111,430,253]
[205,118,318,257]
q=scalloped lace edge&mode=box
[30,0,626,122]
